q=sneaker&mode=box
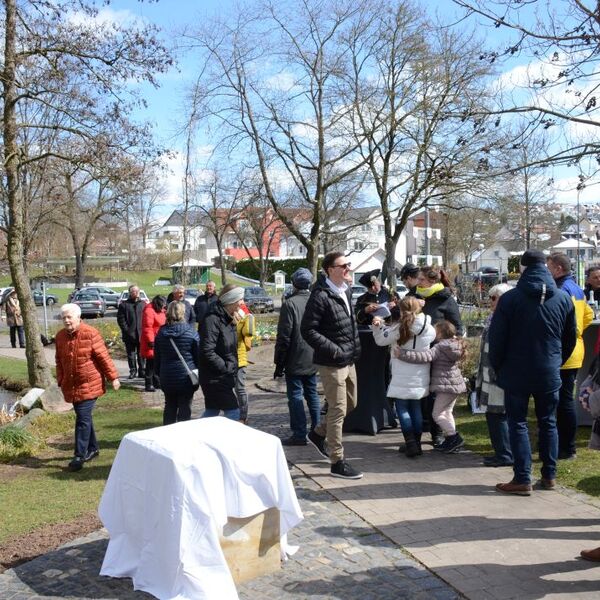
[128,371,136,380]
[331,460,363,480]
[68,456,85,472]
[84,449,100,462]
[282,436,307,447]
[307,430,328,459]
[534,478,556,491]
[145,385,156,392]
[495,480,532,496]
[580,547,600,562]
[442,433,465,454]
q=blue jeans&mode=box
[73,398,97,459]
[485,412,513,463]
[557,369,578,456]
[393,398,423,437]
[10,325,25,348]
[285,374,320,439]
[202,408,241,420]
[504,389,559,484]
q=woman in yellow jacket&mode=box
[235,303,255,423]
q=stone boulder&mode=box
[40,383,71,413]
[11,407,46,429]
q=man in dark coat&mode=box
[194,280,218,331]
[355,269,392,329]
[489,249,577,496]
[199,285,243,420]
[117,285,145,379]
[168,284,195,325]
[274,268,320,446]
[301,251,362,480]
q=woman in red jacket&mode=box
[141,295,167,392]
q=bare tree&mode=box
[185,0,375,276]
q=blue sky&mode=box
[105,0,595,214]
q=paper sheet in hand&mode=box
[371,304,391,319]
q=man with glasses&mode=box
[301,251,362,479]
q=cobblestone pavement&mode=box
[2,342,600,598]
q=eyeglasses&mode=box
[331,263,351,270]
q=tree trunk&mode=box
[385,236,397,290]
[306,243,319,279]
[3,0,52,387]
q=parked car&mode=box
[0,286,58,307]
[184,289,201,304]
[83,286,120,309]
[350,285,367,306]
[243,287,274,313]
[395,284,409,299]
[71,289,107,318]
[117,290,149,307]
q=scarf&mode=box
[416,282,445,298]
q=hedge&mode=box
[234,257,323,282]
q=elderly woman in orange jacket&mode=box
[55,303,120,472]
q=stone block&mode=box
[12,407,46,429]
[219,507,281,585]
[41,383,71,413]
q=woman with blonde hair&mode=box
[154,301,200,425]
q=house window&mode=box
[361,224,370,233]
[494,250,500,257]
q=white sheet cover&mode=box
[98,417,303,600]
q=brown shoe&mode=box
[495,480,532,496]
[535,478,556,490]
[581,547,600,561]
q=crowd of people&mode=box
[50,249,600,560]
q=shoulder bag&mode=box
[169,338,199,386]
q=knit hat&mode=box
[520,249,546,268]
[291,268,312,289]
[219,286,244,305]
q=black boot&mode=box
[127,354,137,379]
[144,378,155,392]
[415,432,423,456]
[404,433,419,458]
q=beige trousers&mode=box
[314,364,357,463]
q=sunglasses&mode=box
[331,263,351,270]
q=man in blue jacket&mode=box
[488,249,576,496]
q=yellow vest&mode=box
[562,295,594,370]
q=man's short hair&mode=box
[173,284,185,292]
[322,251,345,272]
[547,252,571,274]
[61,303,81,318]
[129,284,139,292]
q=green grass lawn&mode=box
[455,401,600,496]
[0,381,161,543]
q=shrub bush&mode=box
[234,257,322,282]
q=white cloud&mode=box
[68,7,141,29]
[553,174,599,205]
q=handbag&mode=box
[169,339,199,386]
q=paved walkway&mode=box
[1,340,600,598]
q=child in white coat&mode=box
[372,296,436,457]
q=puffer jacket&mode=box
[140,303,166,359]
[400,338,467,395]
[421,287,464,336]
[199,301,238,410]
[274,289,316,376]
[301,280,361,367]
[236,310,255,368]
[55,322,119,403]
[555,274,594,370]
[154,322,200,394]
[488,263,577,394]
[372,313,436,399]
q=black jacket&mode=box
[488,263,577,394]
[301,279,361,367]
[274,289,316,376]
[199,301,239,410]
[194,293,218,327]
[116,298,145,344]
[154,322,200,394]
[421,287,464,336]
[355,287,391,329]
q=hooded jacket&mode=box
[488,263,577,394]
[554,274,594,370]
[421,286,464,336]
[301,279,361,368]
[154,322,200,394]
